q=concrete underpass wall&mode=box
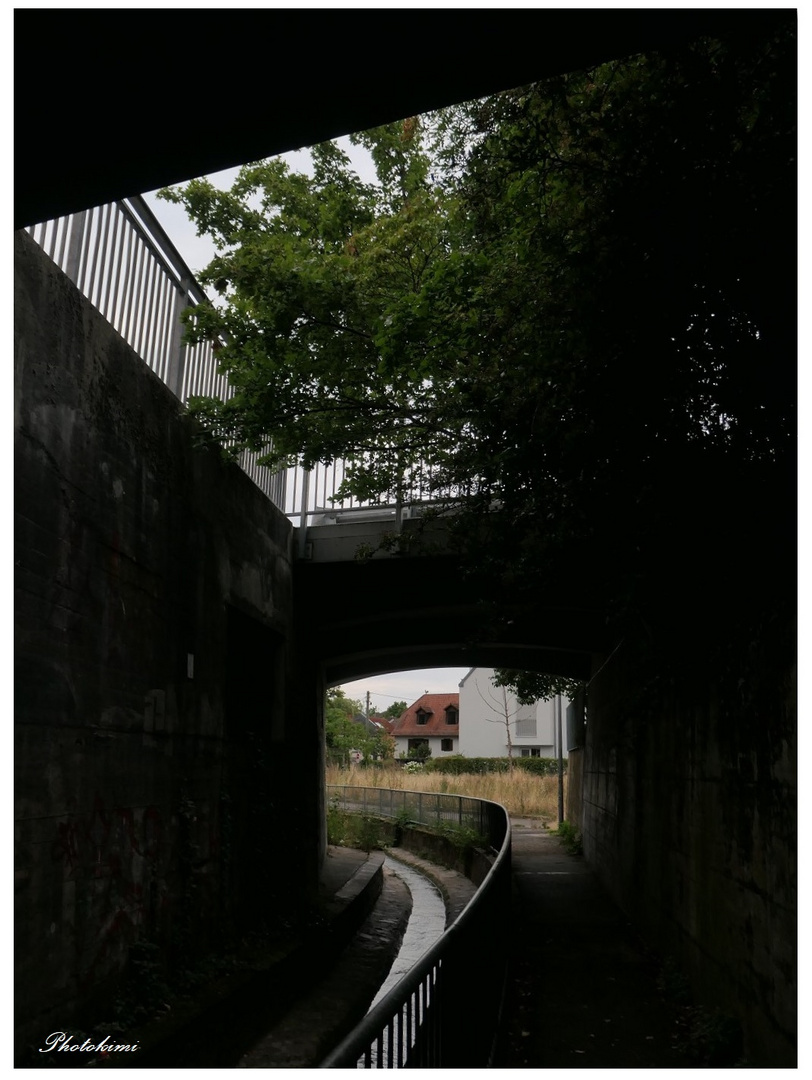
[14,232,321,1057]
[580,640,796,1066]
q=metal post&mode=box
[557,696,565,825]
[297,468,312,559]
[65,210,87,287]
[166,273,193,399]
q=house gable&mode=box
[392,693,460,738]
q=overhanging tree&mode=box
[160,120,466,504]
[161,20,794,662]
[493,670,584,707]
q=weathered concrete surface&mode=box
[580,639,796,1066]
[14,233,314,1059]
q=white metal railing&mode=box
[24,195,286,508]
[24,195,469,535]
[286,455,477,534]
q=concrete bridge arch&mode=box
[295,549,603,688]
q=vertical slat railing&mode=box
[24,198,476,530]
[23,195,286,510]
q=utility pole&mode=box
[366,691,371,721]
[557,696,565,826]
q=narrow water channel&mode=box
[366,855,446,1012]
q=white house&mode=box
[391,693,460,759]
[457,667,569,760]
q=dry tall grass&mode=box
[325,762,564,823]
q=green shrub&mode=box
[326,802,351,846]
[436,821,489,851]
[554,820,583,855]
[518,756,562,777]
[425,756,507,775]
[425,755,565,777]
[327,804,384,852]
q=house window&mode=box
[516,705,536,738]
[416,709,429,725]
[521,747,542,758]
[441,738,453,752]
[444,706,458,725]
[408,738,429,753]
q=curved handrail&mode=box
[320,787,511,1068]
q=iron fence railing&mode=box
[321,787,511,1068]
[327,785,495,837]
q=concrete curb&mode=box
[112,850,387,1067]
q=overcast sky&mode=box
[339,668,472,716]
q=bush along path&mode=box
[497,819,745,1068]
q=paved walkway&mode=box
[145,823,723,1068]
[497,818,694,1068]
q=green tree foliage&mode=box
[380,701,408,720]
[492,669,584,706]
[160,118,460,506]
[407,741,432,762]
[365,726,396,762]
[325,688,364,761]
[449,27,794,609]
[325,689,394,762]
[161,20,794,664]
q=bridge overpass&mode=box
[22,191,606,690]
[297,550,601,687]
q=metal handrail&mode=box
[321,787,511,1068]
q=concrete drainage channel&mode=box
[237,849,476,1068]
[367,855,447,1011]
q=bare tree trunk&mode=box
[502,688,515,773]
[476,677,518,769]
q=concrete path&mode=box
[497,818,693,1068]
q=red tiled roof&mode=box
[392,693,459,737]
[371,716,395,734]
